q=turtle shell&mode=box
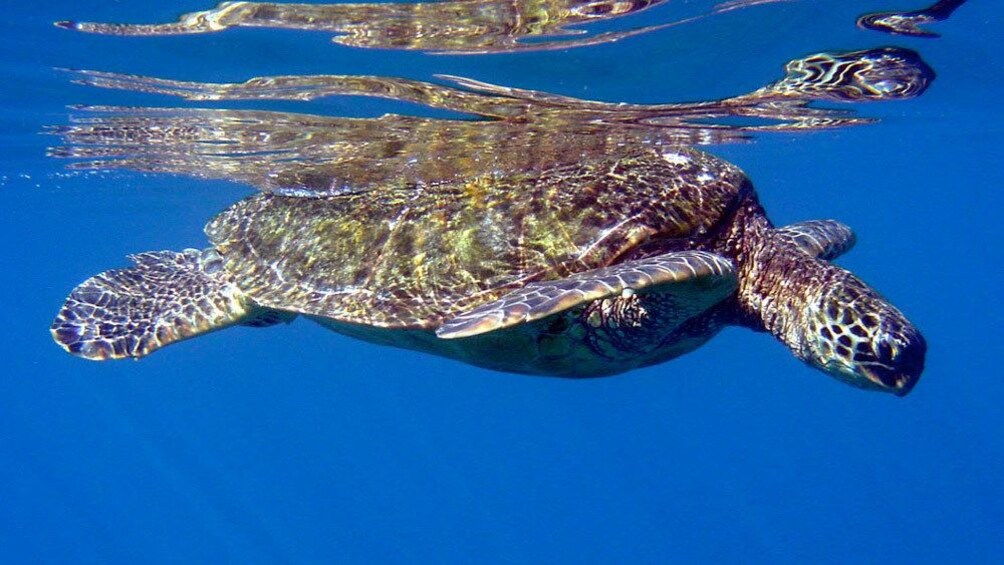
[205,147,748,328]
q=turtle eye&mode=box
[875,337,895,362]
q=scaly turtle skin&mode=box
[52,147,925,395]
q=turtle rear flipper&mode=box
[51,249,271,360]
[437,251,736,339]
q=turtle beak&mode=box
[857,331,926,396]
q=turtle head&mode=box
[745,219,926,395]
[800,276,926,396]
[775,47,935,101]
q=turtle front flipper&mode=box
[52,249,281,360]
[437,251,736,339]
[774,220,856,261]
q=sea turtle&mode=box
[52,147,925,395]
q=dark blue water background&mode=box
[2,0,1002,562]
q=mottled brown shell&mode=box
[205,147,748,328]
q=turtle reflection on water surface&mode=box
[857,0,968,38]
[52,147,925,395]
[57,0,785,54]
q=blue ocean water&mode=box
[2,0,1002,562]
